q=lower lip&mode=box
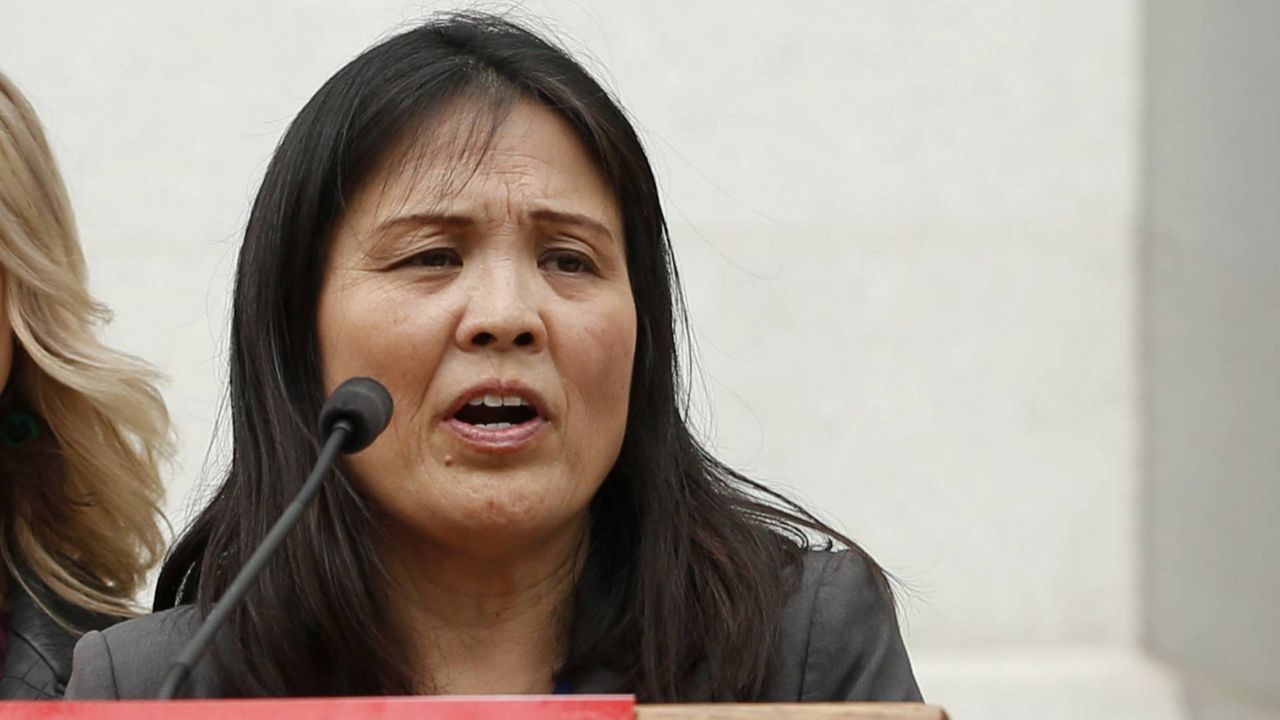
[444,417,548,453]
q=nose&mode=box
[454,258,546,352]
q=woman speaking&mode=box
[0,72,170,699]
[68,13,919,702]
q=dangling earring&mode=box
[0,411,40,448]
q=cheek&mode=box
[317,281,448,394]
[563,300,637,435]
[317,280,459,486]
[318,281,456,503]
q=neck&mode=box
[383,519,587,695]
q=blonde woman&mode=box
[0,72,169,699]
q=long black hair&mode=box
[155,12,891,700]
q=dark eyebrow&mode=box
[529,209,615,243]
[373,212,474,236]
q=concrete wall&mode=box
[1143,1,1280,718]
[1,2,1148,715]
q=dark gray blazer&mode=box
[66,550,920,701]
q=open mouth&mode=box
[451,393,540,429]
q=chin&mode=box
[430,471,589,542]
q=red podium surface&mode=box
[0,699,948,719]
[0,696,634,719]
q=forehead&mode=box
[350,96,622,228]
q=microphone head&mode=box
[319,377,394,453]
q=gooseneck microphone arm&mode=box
[157,377,393,700]
[155,424,351,699]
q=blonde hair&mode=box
[0,71,170,621]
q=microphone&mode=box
[156,377,393,699]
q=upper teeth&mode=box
[469,393,530,408]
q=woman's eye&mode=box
[541,250,594,275]
[405,249,461,269]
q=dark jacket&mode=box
[1,577,120,699]
[66,550,921,701]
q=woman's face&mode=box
[317,98,635,557]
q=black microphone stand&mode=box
[156,419,353,699]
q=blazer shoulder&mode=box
[66,605,211,699]
[773,549,922,702]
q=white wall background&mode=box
[1,2,1171,717]
[1144,1,1280,718]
